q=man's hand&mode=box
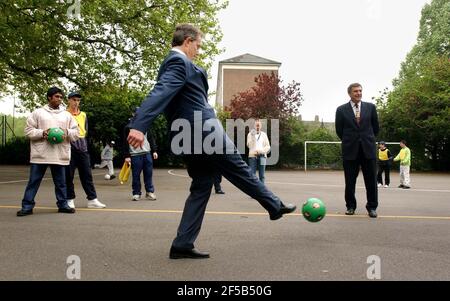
[60,128,67,140]
[43,129,50,139]
[153,152,158,160]
[125,157,131,164]
[127,129,145,148]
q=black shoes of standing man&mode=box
[169,246,210,259]
[345,208,355,215]
[345,208,377,218]
[368,210,377,218]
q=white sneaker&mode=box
[145,192,157,201]
[384,184,389,188]
[377,183,382,188]
[87,198,106,208]
[132,195,141,201]
[67,199,75,209]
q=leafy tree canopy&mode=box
[0,0,228,109]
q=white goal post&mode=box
[304,141,401,172]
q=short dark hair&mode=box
[400,140,407,145]
[47,86,63,99]
[171,24,202,47]
[347,83,362,94]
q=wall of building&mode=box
[219,65,279,108]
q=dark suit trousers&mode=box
[171,153,282,250]
[343,145,378,211]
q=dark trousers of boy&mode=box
[22,164,70,211]
[66,148,97,200]
[131,153,154,196]
[377,161,390,186]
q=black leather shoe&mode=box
[270,203,297,220]
[402,186,410,189]
[398,184,404,188]
[368,210,377,218]
[345,209,355,215]
[169,247,210,259]
[17,209,33,217]
[215,190,225,194]
[58,207,76,214]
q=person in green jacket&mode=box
[393,140,411,189]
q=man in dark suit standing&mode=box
[127,24,296,259]
[335,83,379,218]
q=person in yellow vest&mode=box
[394,140,411,189]
[65,92,106,209]
[377,141,393,188]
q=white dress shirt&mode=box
[171,47,186,57]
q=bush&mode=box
[0,136,30,164]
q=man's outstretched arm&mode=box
[128,57,186,148]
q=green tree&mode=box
[0,0,228,109]
[278,116,306,168]
[376,0,450,170]
[305,127,341,170]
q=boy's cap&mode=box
[68,91,82,99]
[379,141,386,145]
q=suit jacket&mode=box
[335,101,379,160]
[131,51,216,135]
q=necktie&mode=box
[355,103,360,125]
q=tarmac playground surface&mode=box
[0,165,449,280]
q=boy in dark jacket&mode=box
[123,109,158,201]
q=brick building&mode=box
[215,53,281,109]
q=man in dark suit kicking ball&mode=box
[335,83,379,218]
[127,24,296,259]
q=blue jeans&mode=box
[131,153,154,195]
[21,164,70,211]
[248,156,267,183]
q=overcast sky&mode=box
[1,0,430,121]
[208,0,431,121]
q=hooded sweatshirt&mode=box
[25,104,80,165]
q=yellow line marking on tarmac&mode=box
[167,170,450,193]
[1,206,450,220]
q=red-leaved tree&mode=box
[224,72,304,166]
[226,72,303,121]
[229,72,303,123]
